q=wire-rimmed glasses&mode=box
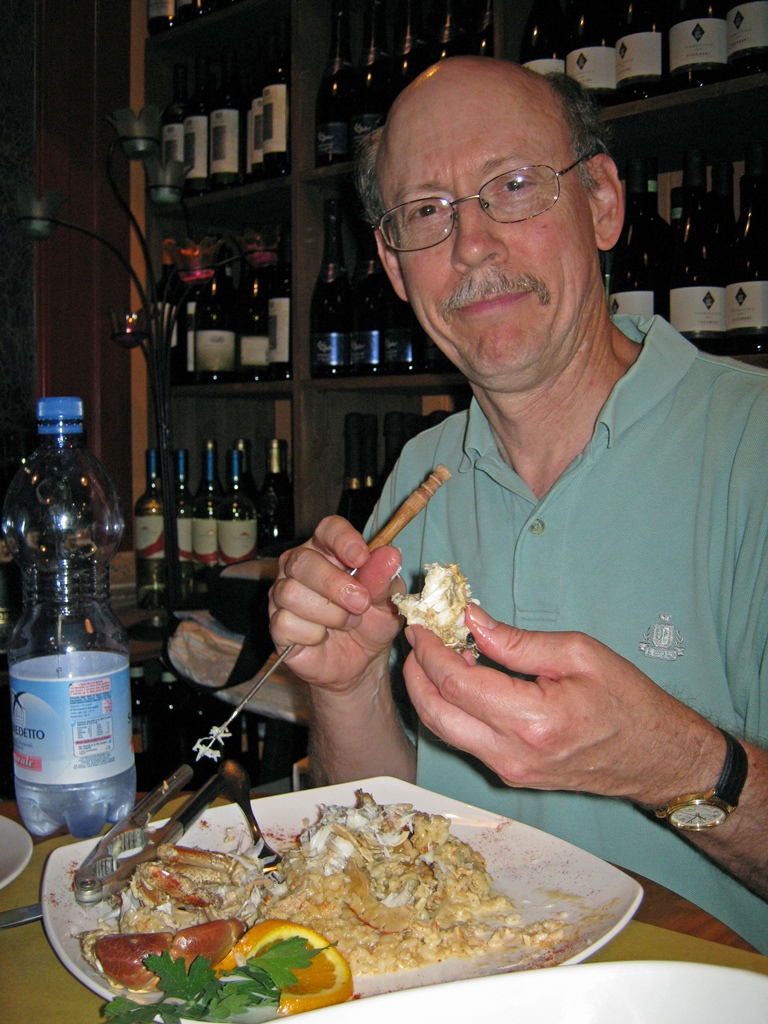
[378,153,595,252]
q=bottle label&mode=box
[350,329,381,368]
[186,300,196,373]
[522,57,566,75]
[727,3,768,60]
[217,519,257,565]
[177,515,193,562]
[566,46,616,91]
[351,113,382,148]
[670,285,726,335]
[196,329,236,371]
[670,19,727,72]
[240,333,270,368]
[609,290,655,318]
[192,517,218,565]
[263,84,288,154]
[383,326,415,366]
[616,31,663,84]
[726,279,768,332]
[268,296,291,362]
[250,96,264,169]
[316,122,349,158]
[162,123,184,164]
[312,331,348,368]
[210,108,240,174]
[135,514,164,559]
[11,653,133,785]
[184,115,209,180]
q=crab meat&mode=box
[130,843,252,911]
[392,562,478,654]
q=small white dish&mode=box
[0,815,33,890]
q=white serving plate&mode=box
[0,815,33,890]
[41,777,642,1012]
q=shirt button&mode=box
[529,518,545,535]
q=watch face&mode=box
[668,801,728,830]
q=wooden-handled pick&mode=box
[192,465,452,762]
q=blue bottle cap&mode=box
[37,396,84,434]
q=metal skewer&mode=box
[193,465,452,761]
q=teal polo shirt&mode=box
[368,315,768,952]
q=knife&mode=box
[0,902,42,929]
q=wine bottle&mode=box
[726,139,768,356]
[383,295,424,373]
[184,54,211,197]
[217,448,257,566]
[267,231,292,380]
[161,240,188,387]
[350,0,390,154]
[175,0,205,23]
[147,0,174,35]
[726,1,768,76]
[388,0,431,105]
[246,52,265,182]
[258,438,295,551]
[337,413,369,532]
[430,0,471,62]
[565,0,618,104]
[707,158,736,256]
[263,19,291,178]
[310,198,352,378]
[238,246,276,381]
[134,448,166,612]
[359,412,380,523]
[161,64,187,166]
[233,437,261,507]
[669,148,727,352]
[192,439,223,595]
[209,48,243,190]
[174,448,195,605]
[520,0,567,75]
[315,2,355,166]
[670,184,684,239]
[195,255,237,382]
[669,1,727,89]
[350,224,388,375]
[475,0,495,57]
[381,409,407,483]
[615,0,667,100]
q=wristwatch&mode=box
[654,729,749,831]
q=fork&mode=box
[220,759,283,872]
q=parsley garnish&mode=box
[102,937,322,1024]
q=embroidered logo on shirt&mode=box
[639,614,684,661]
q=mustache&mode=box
[438,267,551,321]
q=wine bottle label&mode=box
[10,653,133,785]
[263,84,288,154]
[162,123,184,164]
[177,515,193,562]
[670,286,726,335]
[522,57,566,75]
[351,113,382,147]
[135,514,164,560]
[192,517,218,565]
[383,326,415,366]
[240,333,270,367]
[312,331,349,368]
[350,329,381,368]
[250,96,264,169]
[609,290,655,318]
[184,115,209,179]
[316,122,349,158]
[727,3,768,60]
[217,519,257,565]
[210,109,240,174]
[616,31,663,84]
[149,0,173,17]
[566,46,616,91]
[268,297,290,361]
[195,329,236,371]
[670,19,727,72]
[726,280,768,332]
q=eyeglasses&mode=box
[378,154,594,252]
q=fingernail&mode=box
[404,626,415,646]
[344,540,368,565]
[341,582,368,613]
[467,604,497,629]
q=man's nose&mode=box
[450,197,509,268]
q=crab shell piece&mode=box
[130,843,248,909]
[392,562,479,655]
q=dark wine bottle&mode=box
[707,158,736,256]
[209,48,243,190]
[217,448,257,566]
[161,64,187,166]
[316,2,355,166]
[195,256,237,382]
[726,1,768,76]
[161,240,188,387]
[565,0,618,104]
[337,413,370,532]
[615,0,667,100]
[310,199,352,378]
[388,0,431,105]
[430,0,471,62]
[520,0,567,74]
[350,0,390,154]
[258,438,295,551]
[267,231,292,380]
[669,1,727,89]
[263,19,291,178]
[246,52,265,182]
[726,139,768,356]
[669,148,727,352]
[147,0,174,35]
[192,439,224,595]
[670,185,684,239]
[384,295,424,373]
[381,409,407,483]
[475,0,495,57]
[350,225,388,375]
[174,448,195,605]
[233,438,261,508]
[238,246,276,381]
[184,54,211,196]
[359,412,380,523]
[134,448,165,612]
[175,0,206,24]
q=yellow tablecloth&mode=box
[3,828,767,1024]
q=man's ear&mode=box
[375,229,409,302]
[586,153,625,253]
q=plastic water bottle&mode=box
[4,397,136,837]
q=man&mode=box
[269,58,768,951]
